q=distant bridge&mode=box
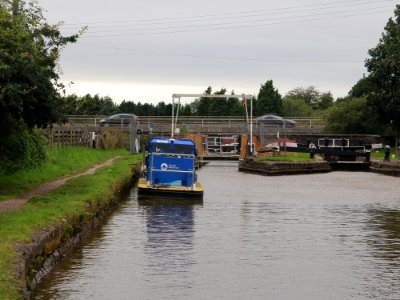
[60,115,325,135]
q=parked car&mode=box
[255,114,296,128]
[99,113,138,126]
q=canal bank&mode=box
[370,160,400,177]
[0,155,141,300]
[238,159,332,175]
[239,159,400,177]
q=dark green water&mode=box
[33,162,400,300]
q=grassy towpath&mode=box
[0,157,118,212]
[0,147,129,202]
[0,147,142,299]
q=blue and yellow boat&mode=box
[138,137,204,199]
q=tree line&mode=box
[60,84,334,118]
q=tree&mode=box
[0,1,82,172]
[180,103,192,116]
[74,94,117,115]
[196,86,213,115]
[285,86,333,110]
[348,75,373,98]
[318,91,334,110]
[324,97,381,134]
[182,87,245,116]
[0,1,82,129]
[282,96,314,117]
[365,4,400,131]
[59,94,79,115]
[119,100,137,114]
[256,80,283,116]
[155,101,172,116]
[227,97,244,116]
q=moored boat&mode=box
[138,137,204,199]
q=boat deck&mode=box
[138,177,204,199]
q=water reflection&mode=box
[138,198,202,287]
[363,207,400,299]
[367,207,400,258]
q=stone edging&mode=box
[238,160,331,175]
[369,161,400,177]
[239,159,400,177]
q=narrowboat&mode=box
[138,137,204,199]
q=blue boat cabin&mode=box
[146,138,197,187]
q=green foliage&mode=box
[155,101,172,116]
[370,147,398,160]
[0,117,46,174]
[59,88,245,117]
[195,86,214,115]
[348,76,373,98]
[256,80,283,116]
[285,86,334,110]
[117,100,172,116]
[0,1,81,129]
[180,103,193,116]
[0,1,83,173]
[190,86,244,116]
[60,94,117,115]
[365,4,400,132]
[324,97,382,134]
[282,96,314,117]
[78,94,117,115]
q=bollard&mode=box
[365,151,371,163]
[92,132,97,149]
[384,145,390,161]
[398,145,400,161]
[309,143,316,159]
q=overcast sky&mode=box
[37,0,397,104]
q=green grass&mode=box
[256,148,399,162]
[0,147,129,201]
[0,152,142,300]
[370,147,398,160]
[255,151,314,162]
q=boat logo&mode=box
[160,163,168,171]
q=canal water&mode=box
[33,162,400,300]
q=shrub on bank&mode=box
[0,119,47,175]
[97,128,127,149]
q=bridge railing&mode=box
[61,115,325,132]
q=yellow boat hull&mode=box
[137,177,204,199]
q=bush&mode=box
[97,128,125,149]
[0,119,47,174]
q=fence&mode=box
[47,126,94,148]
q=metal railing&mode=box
[62,115,325,131]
